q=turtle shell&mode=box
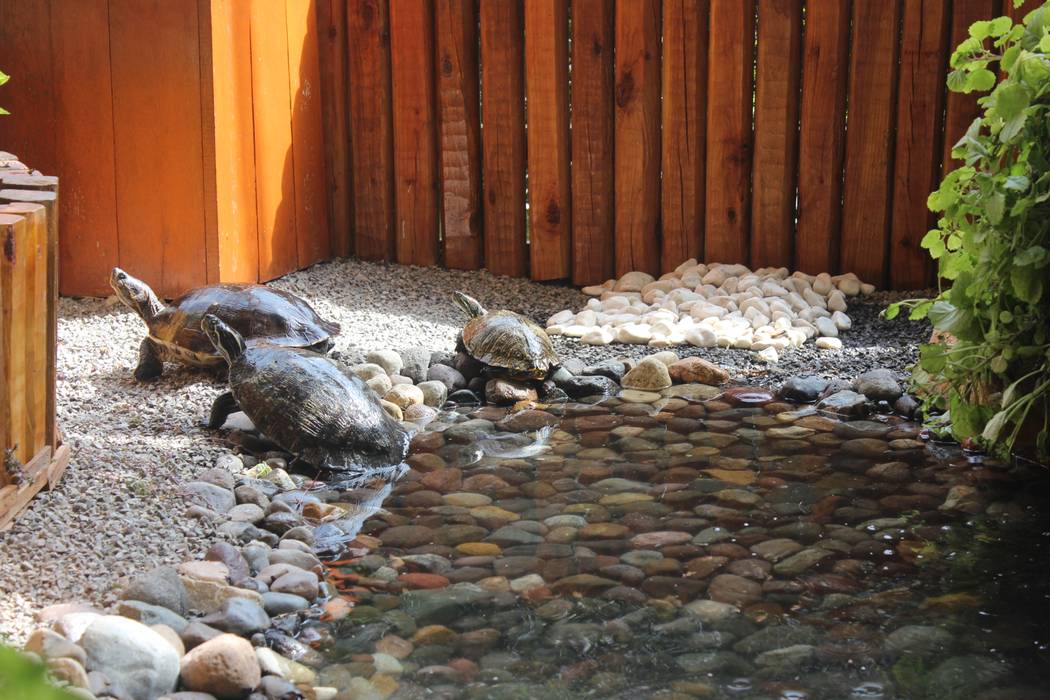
[228,344,408,470]
[149,284,339,363]
[461,310,558,378]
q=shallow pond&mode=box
[288,388,1050,700]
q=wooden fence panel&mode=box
[0,215,28,464]
[0,2,56,175]
[479,0,528,278]
[570,0,615,286]
[705,0,755,265]
[525,0,571,280]
[348,0,396,261]
[660,0,708,272]
[435,0,483,270]
[891,0,950,289]
[316,0,353,258]
[840,0,902,285]
[614,0,661,276]
[751,0,802,269]
[942,0,1000,173]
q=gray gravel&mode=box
[0,257,929,642]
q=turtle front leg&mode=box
[134,337,164,381]
[207,391,240,429]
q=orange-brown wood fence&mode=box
[0,0,1037,297]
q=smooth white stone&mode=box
[617,323,653,344]
[685,327,717,347]
[675,258,698,274]
[561,324,591,338]
[755,347,780,363]
[815,316,838,337]
[581,327,614,345]
[547,309,573,326]
[832,310,852,330]
[813,272,833,295]
[702,268,728,286]
[575,310,598,326]
[861,283,876,295]
[802,288,827,308]
[827,290,848,312]
[615,271,656,292]
[546,325,565,336]
[761,281,789,297]
[838,277,862,295]
[816,336,843,350]
[582,285,605,296]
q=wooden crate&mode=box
[0,152,69,531]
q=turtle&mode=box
[110,267,340,381]
[202,314,409,473]
[453,291,558,380]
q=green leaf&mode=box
[909,300,933,320]
[928,300,974,335]
[1014,245,1047,266]
[1000,112,1027,142]
[967,68,998,92]
[883,303,901,320]
[995,83,1030,120]
[1012,265,1044,303]
[990,355,1009,373]
[919,343,949,373]
[985,191,1005,224]
[989,16,1014,37]
[946,69,968,92]
[982,410,1009,442]
[969,20,992,40]
[999,309,1015,323]
[1003,174,1030,191]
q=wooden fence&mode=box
[0,0,1038,297]
[0,152,69,530]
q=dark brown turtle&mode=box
[110,268,340,381]
[453,291,558,380]
[202,315,409,473]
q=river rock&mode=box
[179,634,261,699]
[621,358,672,391]
[427,364,467,391]
[118,566,189,616]
[853,368,903,401]
[398,346,431,382]
[25,628,87,665]
[817,390,868,416]
[885,625,953,659]
[183,482,236,514]
[417,380,448,408]
[558,375,620,399]
[779,376,829,403]
[199,598,270,636]
[668,357,728,385]
[707,574,761,606]
[81,615,180,700]
[366,349,403,375]
[485,379,538,405]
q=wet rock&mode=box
[853,368,903,402]
[260,592,309,616]
[621,358,673,391]
[774,548,834,576]
[674,651,752,675]
[885,625,953,659]
[255,648,316,685]
[381,525,435,549]
[755,643,815,671]
[558,375,620,399]
[400,586,492,625]
[417,381,448,408]
[707,574,761,606]
[119,566,189,616]
[447,389,481,405]
[199,598,271,636]
[81,616,180,700]
[721,387,775,407]
[734,624,820,654]
[485,379,538,405]
[749,538,804,563]
[180,634,261,699]
[894,393,920,417]
[668,357,728,386]
[940,485,985,514]
[496,409,559,432]
[817,390,869,417]
[926,655,1011,700]
[778,376,829,403]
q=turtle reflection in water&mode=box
[202,314,409,475]
[110,267,340,381]
[453,291,559,380]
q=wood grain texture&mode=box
[661,0,708,272]
[435,0,483,270]
[1004,0,1038,21]
[942,0,999,173]
[50,0,119,297]
[390,0,440,267]
[525,0,571,280]
[0,214,27,463]
[0,1,56,174]
[751,0,802,269]
[317,0,353,257]
[249,0,298,280]
[0,231,4,472]
[347,0,396,261]
[704,0,755,265]
[840,0,902,285]
[479,0,528,277]
[614,0,661,276]
[891,0,950,290]
[201,0,259,284]
[570,0,615,286]
[796,0,849,274]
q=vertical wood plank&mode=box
[479,0,528,277]
[942,0,999,173]
[661,0,708,272]
[389,0,440,267]
[890,0,950,290]
[249,0,298,280]
[435,0,483,270]
[1004,0,1039,21]
[525,0,571,280]
[840,0,902,285]
[347,0,396,261]
[110,0,209,298]
[0,219,4,469]
[288,0,331,268]
[50,0,119,297]
[0,215,27,463]
[796,0,849,274]
[317,0,353,258]
[201,0,259,284]
[704,0,755,265]
[570,0,615,285]
[0,2,56,175]
[751,0,802,269]
[614,0,661,276]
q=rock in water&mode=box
[179,633,262,698]
[80,615,180,700]
[668,357,729,385]
[485,379,538,405]
[853,368,903,401]
[817,390,869,417]
[778,376,829,403]
[621,358,673,391]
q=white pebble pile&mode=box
[545,260,874,361]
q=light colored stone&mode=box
[80,615,180,700]
[385,384,425,409]
[180,633,261,699]
[816,336,842,350]
[255,647,317,685]
[621,358,672,391]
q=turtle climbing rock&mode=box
[110,267,340,380]
[453,291,558,380]
[202,314,409,473]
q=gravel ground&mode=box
[0,257,930,643]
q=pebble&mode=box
[80,616,180,700]
[179,633,261,698]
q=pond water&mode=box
[291,387,1050,700]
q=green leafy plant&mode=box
[0,69,8,115]
[886,0,1050,458]
[0,644,78,700]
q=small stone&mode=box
[558,375,620,399]
[621,358,673,391]
[179,634,260,699]
[271,570,320,600]
[255,648,317,685]
[380,400,403,421]
[119,566,189,617]
[366,349,404,375]
[815,336,842,350]
[417,380,448,408]
[778,376,829,403]
[853,368,903,402]
[427,364,467,391]
[884,625,953,659]
[385,384,424,409]
[25,628,87,665]
[81,616,180,700]
[398,346,431,382]
[47,657,90,689]
[485,379,538,405]
[817,390,868,416]
[707,574,761,606]
[199,598,270,636]
[183,482,236,514]
[668,357,728,385]
[260,592,310,615]
[615,271,655,292]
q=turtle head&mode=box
[453,291,486,318]
[201,314,245,364]
[110,268,164,322]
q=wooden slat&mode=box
[0,214,28,464]
[479,0,528,277]
[50,0,119,297]
[347,0,396,261]
[942,0,999,173]
[0,444,70,532]
[201,0,259,284]
[390,0,440,267]
[613,0,661,276]
[661,0,708,272]
[570,0,615,286]
[0,1,56,174]
[288,0,331,268]
[840,0,902,285]
[890,0,950,290]
[704,0,755,265]
[524,0,571,280]
[0,215,5,474]
[317,0,353,258]
[751,0,802,269]
[435,0,483,270]
[249,0,298,280]
[1004,0,1038,21]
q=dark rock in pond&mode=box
[926,655,1012,700]
[884,625,953,659]
[819,378,852,399]
[427,364,467,391]
[496,409,559,432]
[447,389,481,406]
[853,368,903,402]
[539,381,569,403]
[778,376,830,403]
[817,390,869,417]
[674,651,752,675]
[894,393,920,417]
[400,586,492,626]
[549,366,574,384]
[582,360,629,382]
[199,598,271,636]
[557,375,620,399]
[722,387,775,407]
[485,378,538,405]
[733,624,820,655]
[468,376,487,397]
